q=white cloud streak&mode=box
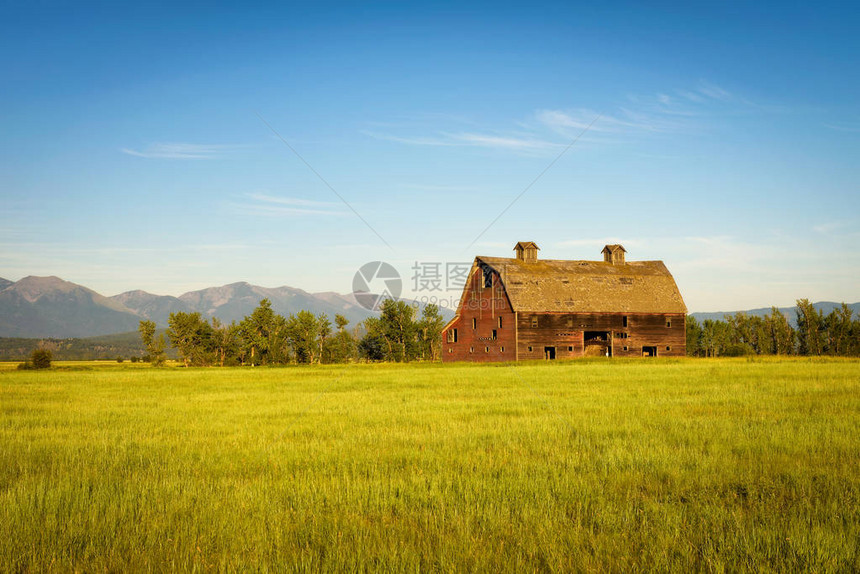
[121,143,242,159]
[230,192,348,217]
[366,80,757,154]
[363,130,564,152]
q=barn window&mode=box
[666,346,671,351]
[500,346,505,352]
[568,346,573,351]
[492,329,497,341]
[448,348,453,354]
[531,317,539,328]
[622,316,628,328]
[481,264,493,288]
[472,318,477,329]
[666,320,672,328]
[528,346,533,352]
[448,329,458,343]
[498,317,503,329]
[623,346,628,351]
[469,346,474,353]
[485,346,489,353]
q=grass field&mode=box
[2,358,859,572]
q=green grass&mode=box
[2,358,859,572]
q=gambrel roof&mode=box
[475,255,687,314]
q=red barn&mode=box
[441,242,687,361]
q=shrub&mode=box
[130,356,139,363]
[116,357,124,363]
[16,361,34,370]
[31,349,52,369]
[722,343,754,357]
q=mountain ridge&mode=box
[0,276,141,338]
[0,276,452,338]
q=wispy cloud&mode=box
[402,183,483,192]
[231,192,348,217]
[246,192,341,208]
[451,132,564,151]
[812,221,859,237]
[824,123,860,133]
[362,131,459,147]
[537,107,688,135]
[696,80,733,102]
[365,80,786,157]
[363,130,564,152]
[121,142,242,159]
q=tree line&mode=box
[139,298,446,367]
[686,299,860,357]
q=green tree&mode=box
[211,318,240,367]
[849,315,860,356]
[764,307,794,355]
[31,348,52,369]
[323,315,356,364]
[379,299,419,362]
[686,316,703,357]
[701,319,729,357]
[417,304,445,361]
[237,299,288,365]
[823,303,854,356]
[724,312,760,355]
[796,299,824,356]
[317,314,332,364]
[138,320,166,366]
[167,311,214,367]
[358,317,387,362]
[286,311,326,364]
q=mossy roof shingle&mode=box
[476,256,687,314]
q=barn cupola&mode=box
[514,241,540,262]
[602,244,626,265]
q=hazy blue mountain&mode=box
[177,282,378,325]
[0,276,141,338]
[110,290,196,325]
[0,275,453,338]
[690,302,860,327]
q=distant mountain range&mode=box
[0,276,452,338]
[689,302,860,327]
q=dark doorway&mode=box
[584,331,610,343]
[584,331,611,357]
[544,346,556,360]
[642,346,658,357]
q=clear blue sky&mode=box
[1,1,858,312]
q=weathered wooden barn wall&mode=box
[516,312,686,359]
[618,313,686,357]
[442,265,516,363]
